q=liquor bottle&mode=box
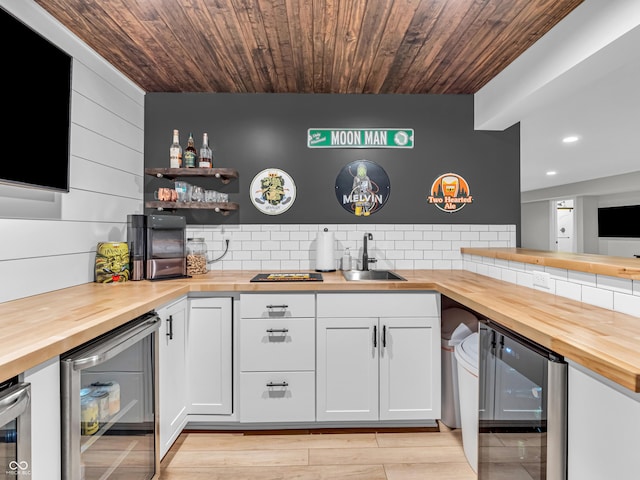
[199,133,213,168]
[169,129,182,168]
[183,132,197,168]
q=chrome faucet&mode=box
[362,233,376,271]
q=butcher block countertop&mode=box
[1,268,640,393]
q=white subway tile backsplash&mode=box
[525,263,545,273]
[197,223,517,274]
[415,240,434,250]
[404,231,423,241]
[546,267,568,280]
[433,240,452,250]
[555,280,582,301]
[568,270,597,287]
[495,259,509,269]
[487,266,502,280]
[479,232,498,241]
[461,231,480,241]
[415,260,434,269]
[423,231,443,240]
[252,250,270,260]
[613,292,640,318]
[395,240,414,250]
[476,263,489,276]
[508,261,526,271]
[433,260,453,269]
[516,271,534,288]
[634,281,640,296]
[501,268,517,284]
[443,250,462,260]
[582,286,614,310]
[463,259,477,272]
[414,224,434,231]
[451,260,463,269]
[596,275,633,294]
[384,231,404,241]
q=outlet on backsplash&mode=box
[532,271,551,289]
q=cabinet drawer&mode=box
[240,294,315,318]
[240,318,315,372]
[317,293,440,318]
[240,372,315,423]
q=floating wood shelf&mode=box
[144,167,238,184]
[146,201,239,215]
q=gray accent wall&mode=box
[145,93,520,232]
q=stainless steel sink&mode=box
[342,270,406,281]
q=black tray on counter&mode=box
[250,273,324,282]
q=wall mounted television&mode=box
[597,205,640,238]
[0,6,72,192]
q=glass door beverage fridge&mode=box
[61,312,160,480]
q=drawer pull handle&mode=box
[266,304,288,317]
[266,381,289,388]
[266,328,289,333]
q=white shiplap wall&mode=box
[0,0,145,303]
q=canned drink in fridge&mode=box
[80,388,99,435]
[91,381,120,416]
[91,389,110,422]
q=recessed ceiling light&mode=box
[562,135,579,143]
[546,171,557,176]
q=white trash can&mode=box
[440,307,478,429]
[455,331,479,473]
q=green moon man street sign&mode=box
[307,128,414,148]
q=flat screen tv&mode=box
[597,205,640,238]
[0,7,72,192]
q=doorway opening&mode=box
[554,199,575,252]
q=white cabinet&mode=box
[157,296,188,458]
[187,297,233,415]
[239,293,316,423]
[23,356,61,480]
[567,361,640,480]
[316,293,440,422]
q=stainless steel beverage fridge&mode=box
[478,319,567,480]
[61,312,160,480]
[0,378,31,479]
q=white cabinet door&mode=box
[567,362,640,480]
[379,317,440,420]
[317,293,441,423]
[316,317,379,421]
[187,297,232,415]
[157,296,188,458]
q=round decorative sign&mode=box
[427,172,473,213]
[335,160,390,216]
[250,168,296,215]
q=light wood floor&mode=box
[160,425,476,479]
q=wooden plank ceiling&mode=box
[34,0,583,94]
